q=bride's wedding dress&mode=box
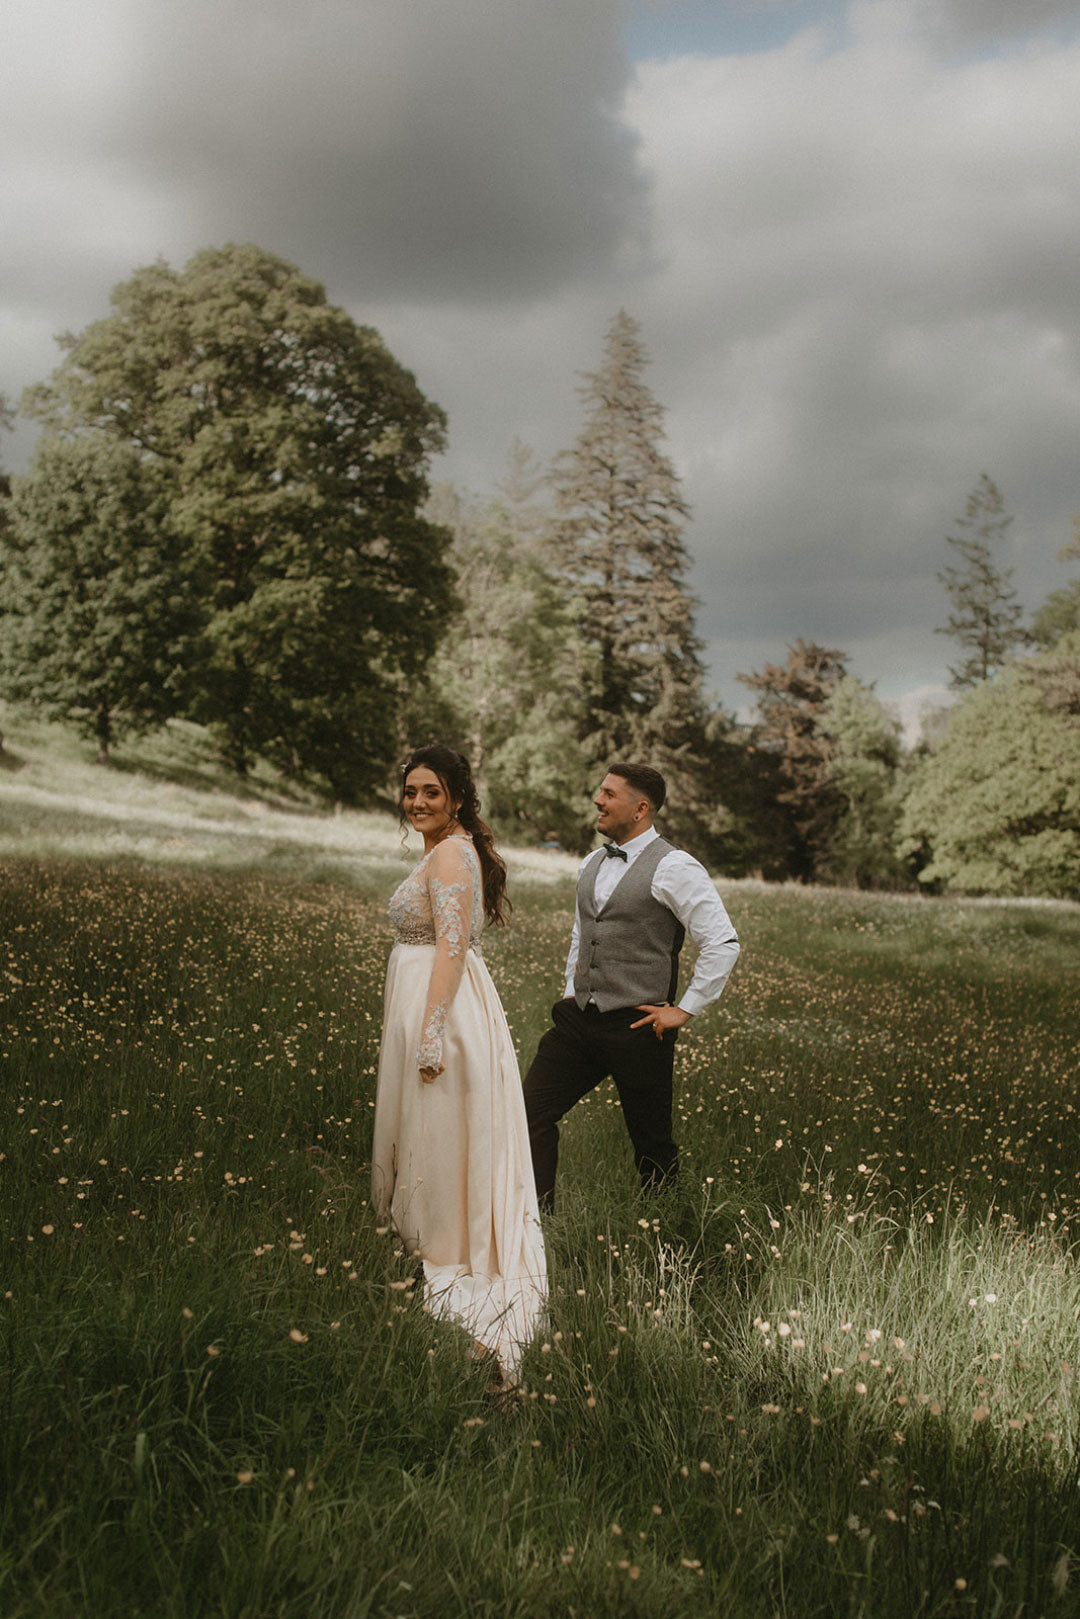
[372,835,546,1375]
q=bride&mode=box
[371,744,547,1379]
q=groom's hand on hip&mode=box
[631,1003,691,1040]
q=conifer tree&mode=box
[549,310,709,834]
[738,639,849,880]
[495,438,549,544]
[936,475,1029,687]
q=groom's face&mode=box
[594,773,650,846]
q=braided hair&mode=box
[399,744,510,927]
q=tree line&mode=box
[1,244,1078,898]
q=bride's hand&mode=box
[420,1064,443,1084]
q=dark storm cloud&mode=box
[614,14,1080,706]
[4,0,1080,714]
[916,0,1080,45]
[107,0,650,303]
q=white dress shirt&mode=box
[563,825,740,1016]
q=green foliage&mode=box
[816,675,911,889]
[738,639,849,880]
[0,435,196,757]
[1031,522,1080,651]
[549,311,715,847]
[936,474,1029,687]
[1024,629,1080,721]
[402,482,594,849]
[736,657,915,888]
[1031,580,1080,650]
[19,243,452,797]
[688,711,795,879]
[898,647,1080,898]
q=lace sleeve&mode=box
[416,839,477,1074]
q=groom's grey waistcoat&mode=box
[573,838,685,1014]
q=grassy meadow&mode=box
[2,714,1080,1617]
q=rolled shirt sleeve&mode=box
[651,851,740,1017]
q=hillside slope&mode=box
[0,706,578,886]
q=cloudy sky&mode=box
[4,0,1080,719]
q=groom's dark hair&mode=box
[607,763,666,812]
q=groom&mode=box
[523,763,740,1212]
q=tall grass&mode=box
[2,853,1079,1617]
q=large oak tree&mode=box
[13,244,453,797]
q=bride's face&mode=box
[403,766,458,841]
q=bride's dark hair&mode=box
[399,744,510,927]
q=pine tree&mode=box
[737,640,849,880]
[936,475,1029,687]
[549,310,709,832]
[494,438,550,544]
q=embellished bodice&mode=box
[388,837,485,954]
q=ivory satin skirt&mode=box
[372,942,547,1374]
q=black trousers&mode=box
[522,997,678,1212]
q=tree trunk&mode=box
[95,694,111,765]
[224,726,249,777]
[224,651,250,776]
